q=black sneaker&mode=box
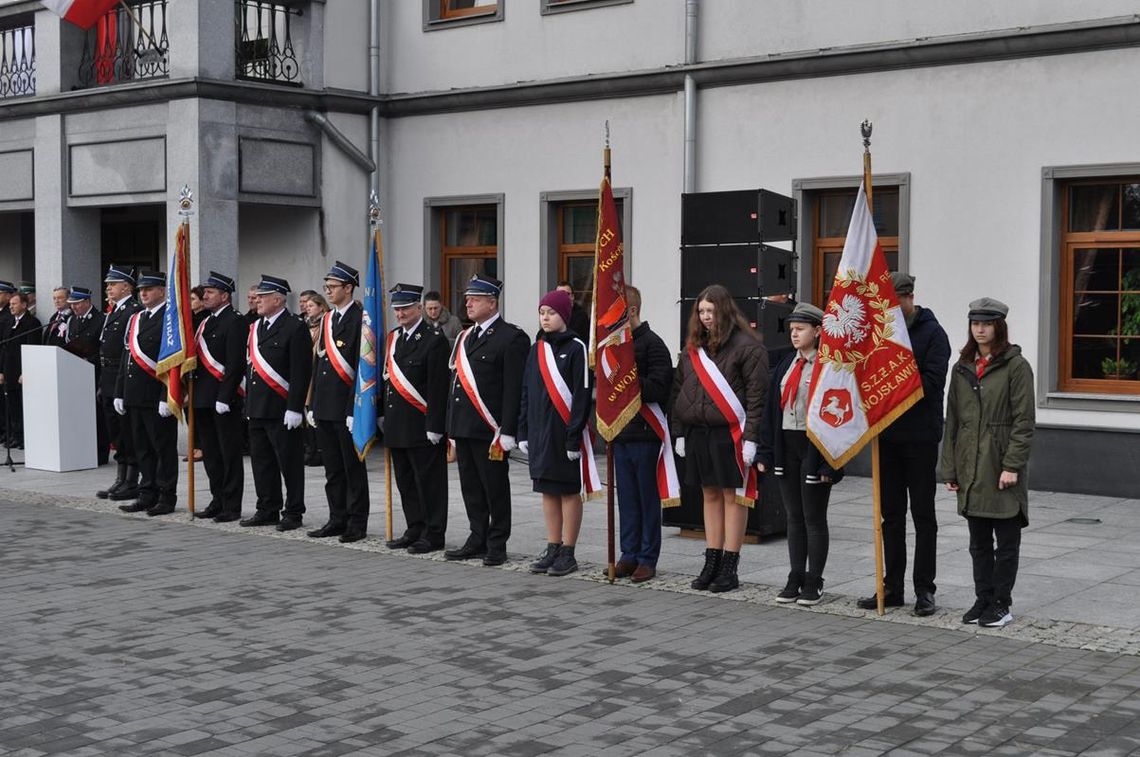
[980,602,1013,628]
[529,543,562,574]
[961,598,988,625]
[775,579,800,604]
[797,578,824,606]
[546,546,578,577]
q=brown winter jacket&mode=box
[670,327,769,439]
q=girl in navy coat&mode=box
[518,289,592,577]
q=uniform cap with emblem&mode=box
[890,272,915,296]
[967,297,1009,322]
[201,271,236,293]
[463,273,502,298]
[786,301,824,326]
[325,261,360,288]
[136,270,166,289]
[0,280,16,294]
[17,281,34,295]
[255,274,291,295]
[104,265,136,285]
[389,283,423,309]
[66,286,93,303]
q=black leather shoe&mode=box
[213,512,241,523]
[339,531,366,544]
[194,506,222,520]
[407,539,442,554]
[147,504,176,517]
[385,535,416,549]
[276,518,303,532]
[109,486,140,502]
[914,591,937,617]
[856,592,904,610]
[118,502,152,513]
[240,512,280,527]
[482,552,507,567]
[308,523,346,538]
[445,543,486,561]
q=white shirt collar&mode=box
[263,308,285,328]
[114,295,132,310]
[147,303,163,316]
[403,317,423,337]
[476,312,501,333]
[210,303,231,317]
[335,300,354,318]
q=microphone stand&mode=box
[2,384,18,472]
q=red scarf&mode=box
[780,356,808,410]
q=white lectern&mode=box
[22,345,98,472]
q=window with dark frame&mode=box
[555,199,624,313]
[810,187,900,305]
[1059,179,1140,394]
[439,0,498,20]
[441,205,498,326]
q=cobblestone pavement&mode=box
[3,497,1140,756]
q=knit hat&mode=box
[539,289,572,326]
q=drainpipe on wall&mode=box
[683,0,698,194]
[369,0,381,199]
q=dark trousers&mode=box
[391,443,448,545]
[197,407,245,516]
[3,384,22,443]
[967,515,1022,606]
[95,397,109,465]
[102,395,135,465]
[454,437,511,556]
[316,419,370,531]
[779,430,832,580]
[129,406,178,506]
[879,440,939,596]
[248,418,305,519]
[614,440,662,566]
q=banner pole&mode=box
[385,446,393,539]
[187,378,195,517]
[606,443,615,584]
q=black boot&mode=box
[96,463,127,499]
[690,548,723,590]
[109,466,139,501]
[708,550,740,593]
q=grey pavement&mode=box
[2,495,1140,756]
[0,438,1138,656]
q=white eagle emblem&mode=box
[822,294,870,347]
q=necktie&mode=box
[780,357,808,410]
[975,356,990,379]
[333,310,341,328]
[259,318,269,338]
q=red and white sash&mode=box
[688,347,760,505]
[127,312,157,378]
[384,330,427,414]
[452,327,506,460]
[322,310,355,386]
[196,318,245,397]
[536,341,600,495]
[248,322,289,400]
[637,402,681,507]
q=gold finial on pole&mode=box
[178,184,195,218]
[369,190,382,231]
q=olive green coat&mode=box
[938,345,1036,522]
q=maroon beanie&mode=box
[539,289,573,326]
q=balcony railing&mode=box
[235,1,303,86]
[76,0,169,89]
[0,22,35,99]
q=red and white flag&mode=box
[806,181,923,467]
[40,0,119,30]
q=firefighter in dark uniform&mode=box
[444,274,530,566]
[306,261,370,543]
[61,286,109,464]
[115,271,179,516]
[96,265,143,501]
[240,274,312,532]
[191,272,247,523]
[381,283,450,554]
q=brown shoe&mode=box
[612,559,637,579]
[631,564,656,583]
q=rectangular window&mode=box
[424,0,502,29]
[440,204,499,324]
[542,191,631,314]
[1059,179,1140,394]
[811,187,900,304]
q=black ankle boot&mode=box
[690,548,723,590]
[97,463,128,499]
[708,550,740,593]
[109,466,139,501]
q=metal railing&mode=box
[0,22,35,99]
[235,0,303,86]
[76,0,169,89]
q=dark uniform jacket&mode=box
[311,302,362,422]
[445,316,530,441]
[43,310,72,347]
[100,297,143,397]
[115,305,166,408]
[1,313,42,380]
[245,309,312,420]
[518,329,591,485]
[381,319,449,448]
[64,308,105,364]
[881,306,952,445]
[193,304,247,409]
[614,321,674,444]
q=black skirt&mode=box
[684,425,743,490]
[533,477,582,495]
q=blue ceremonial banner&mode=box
[352,227,385,459]
[156,222,197,421]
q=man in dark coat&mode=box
[241,274,312,531]
[444,274,530,566]
[857,273,952,617]
[62,286,108,464]
[381,283,450,553]
[0,291,41,448]
[42,287,72,347]
[191,272,247,523]
[96,265,143,500]
[114,271,178,516]
[306,261,370,543]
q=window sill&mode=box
[424,8,503,31]
[541,0,633,15]
[1042,391,1140,413]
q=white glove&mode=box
[427,431,443,445]
[567,450,581,462]
[306,409,315,427]
[158,401,172,418]
[114,398,126,416]
[215,401,230,415]
[346,415,354,433]
[674,437,686,458]
[284,410,303,430]
[742,441,757,466]
[499,434,517,453]
[518,440,529,455]
[376,416,384,433]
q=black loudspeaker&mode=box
[663,476,787,540]
[681,189,797,245]
[759,245,793,295]
[680,244,795,300]
[758,190,796,242]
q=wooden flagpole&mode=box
[369,213,393,541]
[862,120,886,617]
[604,123,616,585]
[187,377,195,517]
[177,188,196,518]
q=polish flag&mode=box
[40,0,120,30]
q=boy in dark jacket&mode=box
[611,286,673,583]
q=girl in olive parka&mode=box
[940,297,1035,629]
